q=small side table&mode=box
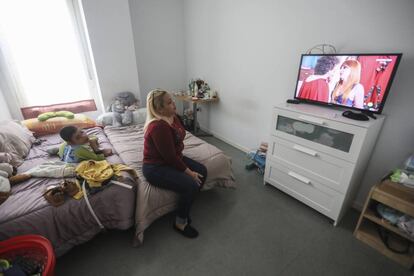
[354,180,414,268]
[173,95,219,136]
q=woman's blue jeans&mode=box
[142,156,207,222]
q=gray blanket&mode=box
[103,124,236,246]
[0,127,136,256]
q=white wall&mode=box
[184,0,414,206]
[81,0,140,107]
[0,88,12,121]
[129,0,186,102]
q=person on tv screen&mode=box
[358,55,395,110]
[297,56,339,102]
[331,59,364,109]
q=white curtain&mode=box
[0,0,96,116]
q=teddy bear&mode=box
[106,92,140,127]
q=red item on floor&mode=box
[0,235,56,276]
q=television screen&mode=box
[294,54,402,114]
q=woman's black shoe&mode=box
[173,224,199,238]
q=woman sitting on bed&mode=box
[142,89,207,238]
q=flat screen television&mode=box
[294,53,402,114]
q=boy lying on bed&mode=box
[58,126,113,163]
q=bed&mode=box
[0,127,137,257]
[103,125,236,246]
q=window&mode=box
[0,0,101,108]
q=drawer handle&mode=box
[288,171,311,185]
[298,115,325,125]
[293,144,318,157]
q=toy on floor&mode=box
[245,142,268,174]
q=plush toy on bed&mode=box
[0,153,13,205]
[0,153,31,205]
[105,92,140,127]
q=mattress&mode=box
[103,124,236,246]
[0,127,137,256]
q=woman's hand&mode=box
[185,168,203,185]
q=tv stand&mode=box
[264,103,385,225]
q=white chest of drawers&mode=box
[264,103,385,225]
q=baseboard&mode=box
[199,126,250,153]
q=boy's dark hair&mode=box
[314,56,339,75]
[59,126,77,142]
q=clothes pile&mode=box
[376,203,414,244]
[390,154,414,188]
[18,160,134,205]
[390,169,414,189]
[22,160,136,230]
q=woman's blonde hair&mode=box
[332,59,361,103]
[144,89,168,132]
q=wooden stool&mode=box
[354,180,414,268]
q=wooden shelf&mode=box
[355,221,414,268]
[371,180,414,217]
[363,208,414,243]
[173,94,219,103]
[354,180,414,269]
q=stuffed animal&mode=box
[107,92,139,127]
[0,152,31,205]
[0,153,13,205]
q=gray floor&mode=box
[56,137,409,276]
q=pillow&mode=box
[0,121,35,167]
[132,108,147,125]
[96,112,114,127]
[37,110,75,121]
[22,114,96,137]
